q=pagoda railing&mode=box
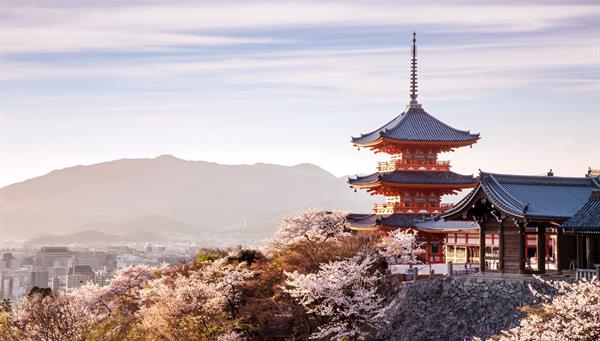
[374,202,454,215]
[440,203,453,211]
[377,160,451,172]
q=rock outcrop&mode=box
[381,275,563,341]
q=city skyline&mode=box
[2,0,600,187]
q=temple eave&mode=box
[352,136,479,149]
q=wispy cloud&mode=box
[1,0,599,187]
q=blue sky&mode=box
[1,0,599,187]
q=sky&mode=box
[1,0,599,187]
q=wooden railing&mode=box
[576,268,600,281]
[377,159,451,172]
[373,202,454,215]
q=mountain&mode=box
[0,155,374,244]
[26,229,166,246]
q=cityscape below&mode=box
[0,244,200,305]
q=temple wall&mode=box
[503,223,521,272]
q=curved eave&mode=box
[562,228,600,234]
[415,226,479,233]
[352,136,480,149]
[441,183,528,221]
[348,226,380,231]
[381,182,476,189]
[348,181,381,189]
[349,181,475,190]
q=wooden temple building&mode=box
[441,172,600,274]
[560,188,600,271]
[347,33,480,264]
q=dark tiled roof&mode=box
[346,213,378,228]
[348,171,476,186]
[352,106,479,145]
[415,219,479,232]
[379,213,431,228]
[442,172,600,220]
[67,265,94,275]
[562,190,600,232]
[346,213,430,228]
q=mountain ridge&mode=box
[0,155,374,243]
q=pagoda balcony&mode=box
[373,202,454,215]
[377,159,451,172]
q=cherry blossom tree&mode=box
[283,255,386,340]
[377,228,424,264]
[217,330,243,341]
[138,273,224,338]
[497,278,600,340]
[263,209,351,256]
[71,264,165,323]
[138,257,254,339]
[215,259,256,318]
[15,288,93,341]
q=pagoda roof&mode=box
[352,106,479,147]
[348,170,476,188]
[347,213,478,233]
[379,213,432,228]
[415,219,479,232]
[442,172,600,221]
[347,213,430,229]
[561,190,600,233]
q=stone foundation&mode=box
[380,275,563,341]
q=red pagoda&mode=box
[347,33,479,264]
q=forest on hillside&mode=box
[0,210,598,341]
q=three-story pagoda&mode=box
[347,33,479,263]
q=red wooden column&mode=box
[586,236,593,269]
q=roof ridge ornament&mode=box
[409,31,421,108]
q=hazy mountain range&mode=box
[0,155,374,245]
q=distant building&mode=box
[95,273,114,287]
[47,266,68,279]
[73,251,118,271]
[65,265,95,292]
[0,273,13,299]
[37,247,73,268]
[2,253,14,269]
[51,277,61,292]
[30,270,49,289]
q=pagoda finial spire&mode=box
[409,31,419,107]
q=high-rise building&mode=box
[2,253,14,269]
[0,273,13,299]
[30,270,49,289]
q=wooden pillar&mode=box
[518,223,525,274]
[556,227,562,274]
[576,235,584,268]
[593,237,598,267]
[479,221,486,272]
[498,219,505,272]
[537,225,546,273]
[586,236,593,269]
